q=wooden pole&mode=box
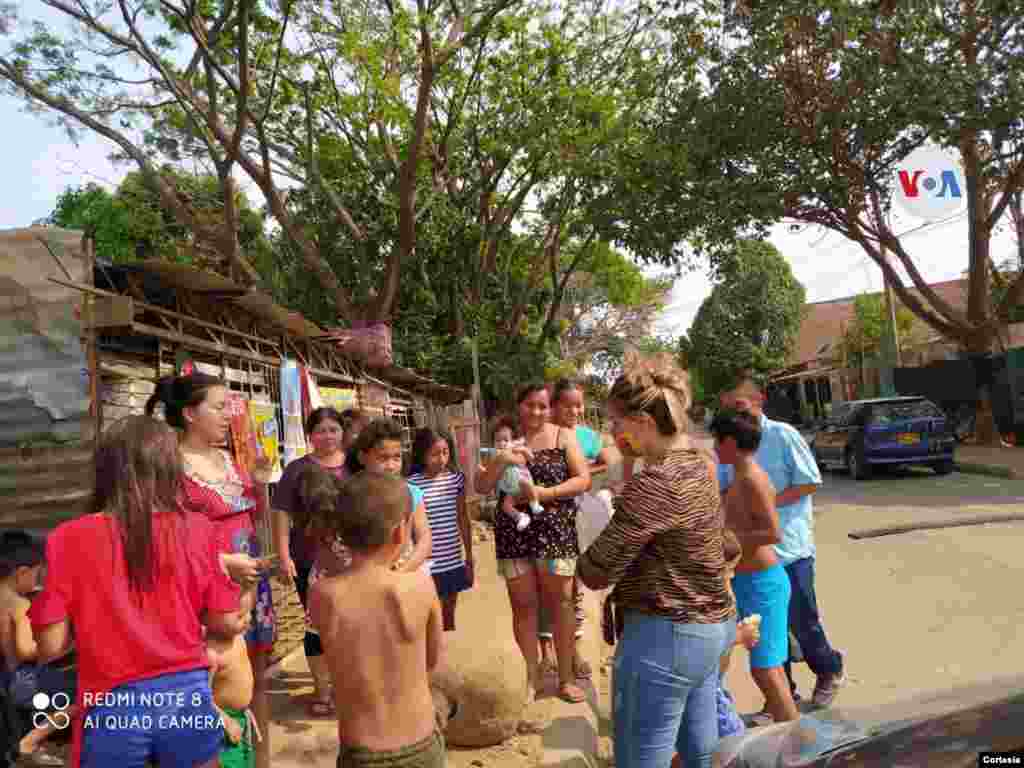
[84,235,100,453]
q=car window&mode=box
[870,400,940,424]
[829,404,851,425]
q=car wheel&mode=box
[933,460,955,476]
[846,447,871,480]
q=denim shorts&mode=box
[80,669,223,768]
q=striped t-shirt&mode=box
[580,449,735,624]
[407,470,466,574]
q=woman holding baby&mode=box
[477,382,591,704]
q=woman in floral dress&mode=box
[477,382,591,703]
[147,373,275,768]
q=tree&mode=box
[683,240,805,399]
[255,1,672,396]
[1,0,523,323]
[639,0,1024,442]
[549,244,671,368]
[48,172,275,280]
[839,293,920,371]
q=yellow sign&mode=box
[250,401,281,479]
[321,387,357,413]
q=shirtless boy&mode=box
[209,588,258,768]
[0,531,77,758]
[710,410,799,723]
[309,471,444,768]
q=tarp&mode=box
[0,228,90,445]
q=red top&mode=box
[29,511,241,767]
[180,450,265,558]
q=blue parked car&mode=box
[810,397,956,480]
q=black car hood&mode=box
[719,675,1024,767]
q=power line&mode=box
[804,209,970,294]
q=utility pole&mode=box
[879,211,901,397]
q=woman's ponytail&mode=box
[144,373,223,430]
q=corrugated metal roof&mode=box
[0,227,92,447]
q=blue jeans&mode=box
[783,557,842,688]
[613,612,736,768]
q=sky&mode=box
[2,93,1017,340]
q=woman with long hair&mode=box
[407,427,473,631]
[476,383,591,704]
[146,373,275,768]
[272,406,347,717]
[539,377,618,680]
[28,415,241,768]
[577,352,736,768]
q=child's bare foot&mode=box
[573,651,593,680]
[558,680,586,704]
[539,657,558,679]
[20,732,65,766]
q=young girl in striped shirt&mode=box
[407,428,474,631]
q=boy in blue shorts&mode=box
[711,410,800,724]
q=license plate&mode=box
[897,433,920,445]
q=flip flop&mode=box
[558,681,586,704]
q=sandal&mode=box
[558,681,586,704]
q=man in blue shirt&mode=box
[718,372,846,710]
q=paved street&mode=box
[816,464,1024,507]
[726,460,1024,719]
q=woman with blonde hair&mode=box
[577,352,736,768]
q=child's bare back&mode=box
[312,565,442,750]
[724,463,779,572]
[0,591,34,670]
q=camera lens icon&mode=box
[32,691,71,730]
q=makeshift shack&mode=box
[0,228,475,533]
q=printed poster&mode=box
[250,401,282,482]
[280,359,309,467]
[227,393,261,475]
[321,387,357,414]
